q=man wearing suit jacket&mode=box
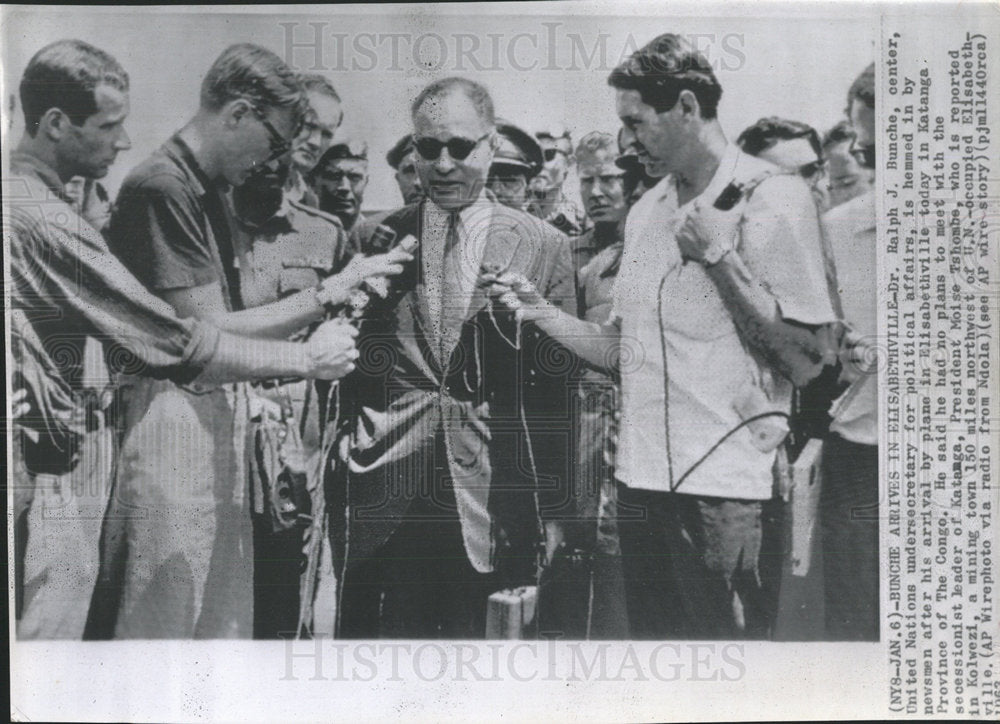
[331,77,576,638]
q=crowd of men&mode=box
[8,33,878,642]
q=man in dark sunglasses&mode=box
[737,117,829,211]
[527,125,585,236]
[333,76,576,639]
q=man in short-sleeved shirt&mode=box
[485,34,838,639]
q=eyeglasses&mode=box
[797,160,826,180]
[253,108,294,163]
[850,144,875,170]
[412,132,491,161]
[543,148,569,163]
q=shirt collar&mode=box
[10,150,73,203]
[425,188,493,229]
[163,134,215,198]
[676,143,742,211]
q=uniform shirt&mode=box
[232,194,349,310]
[824,190,877,445]
[611,146,838,500]
[570,226,620,277]
[6,151,220,412]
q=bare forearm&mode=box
[206,288,326,339]
[192,331,312,384]
[533,309,619,372]
[704,252,827,386]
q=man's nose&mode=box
[620,126,637,149]
[434,149,457,173]
[115,126,132,151]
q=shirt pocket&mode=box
[277,257,329,296]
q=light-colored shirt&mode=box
[824,190,877,445]
[610,145,837,499]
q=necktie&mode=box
[439,212,462,363]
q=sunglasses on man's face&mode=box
[413,132,491,161]
[543,148,568,163]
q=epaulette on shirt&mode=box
[288,198,345,229]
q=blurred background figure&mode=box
[385,133,424,205]
[288,73,343,206]
[737,116,829,211]
[528,124,585,236]
[311,138,369,232]
[486,118,543,211]
[822,119,873,209]
[615,126,663,208]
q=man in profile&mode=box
[819,63,879,641]
[311,138,370,232]
[486,33,838,639]
[822,119,873,209]
[737,116,829,211]
[8,39,359,640]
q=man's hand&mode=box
[675,195,746,266]
[480,270,555,323]
[12,387,31,420]
[318,246,413,306]
[837,328,877,386]
[306,318,359,379]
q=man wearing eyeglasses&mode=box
[736,117,830,212]
[311,138,370,232]
[332,76,576,639]
[818,63,879,641]
[99,44,404,639]
[528,126,586,236]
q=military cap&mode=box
[315,138,368,168]
[491,119,544,179]
[386,134,415,170]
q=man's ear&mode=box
[677,89,701,120]
[39,107,70,141]
[224,98,254,128]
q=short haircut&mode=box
[410,76,495,125]
[847,63,875,111]
[575,131,617,161]
[200,43,307,123]
[822,119,856,149]
[299,72,341,103]
[19,39,129,136]
[736,116,823,160]
[608,33,722,119]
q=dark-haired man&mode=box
[386,133,424,205]
[102,43,403,639]
[487,33,838,639]
[737,116,829,210]
[822,120,872,209]
[819,63,878,641]
[8,40,362,639]
[333,76,575,638]
[312,138,369,232]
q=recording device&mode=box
[345,223,419,319]
[713,180,746,211]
